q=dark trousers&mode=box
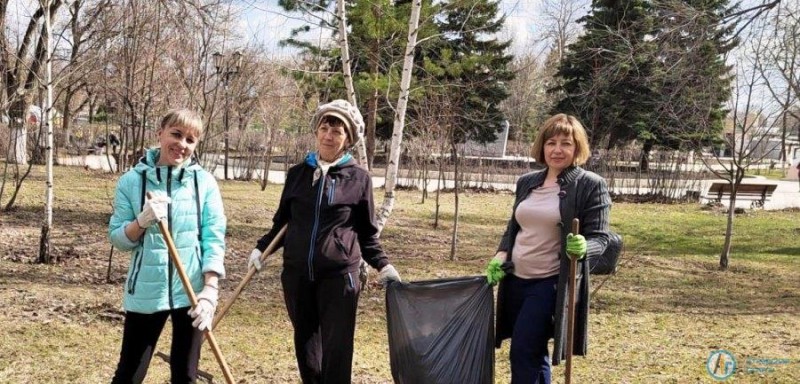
[111,307,203,384]
[505,274,559,384]
[282,271,361,384]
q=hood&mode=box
[133,148,203,186]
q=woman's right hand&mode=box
[137,194,170,228]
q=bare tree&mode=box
[57,0,114,155]
[701,19,783,270]
[501,49,554,142]
[0,0,66,211]
[539,0,585,63]
[756,1,800,164]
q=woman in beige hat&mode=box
[247,99,401,383]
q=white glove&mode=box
[188,285,218,331]
[137,194,170,228]
[378,264,401,286]
[248,249,263,272]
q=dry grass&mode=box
[0,164,798,383]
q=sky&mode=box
[234,0,549,58]
[5,0,567,59]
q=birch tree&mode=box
[375,0,422,233]
[334,0,368,166]
[38,0,55,263]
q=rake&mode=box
[148,192,235,384]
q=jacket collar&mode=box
[556,166,583,186]
[304,151,354,170]
[134,148,200,185]
[528,165,583,190]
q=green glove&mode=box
[485,258,505,286]
[566,233,587,260]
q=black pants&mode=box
[282,271,361,384]
[505,274,559,384]
[111,307,203,384]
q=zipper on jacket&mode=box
[195,245,203,270]
[346,272,354,289]
[166,167,174,309]
[328,179,336,205]
[127,250,143,294]
[307,174,327,281]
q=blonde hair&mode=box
[530,114,591,166]
[159,108,204,136]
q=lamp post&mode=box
[213,50,243,180]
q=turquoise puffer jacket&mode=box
[109,148,226,314]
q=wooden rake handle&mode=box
[213,224,287,329]
[565,218,580,384]
[147,192,235,384]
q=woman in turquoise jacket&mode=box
[108,109,226,383]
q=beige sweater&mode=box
[511,185,561,279]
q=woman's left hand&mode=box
[189,285,218,331]
[566,234,587,260]
[378,264,401,286]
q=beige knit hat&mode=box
[310,99,365,148]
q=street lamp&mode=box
[213,50,243,180]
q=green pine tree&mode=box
[553,0,738,168]
[552,0,657,150]
[421,0,514,144]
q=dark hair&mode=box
[319,115,346,128]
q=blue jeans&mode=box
[505,274,559,384]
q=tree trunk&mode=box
[420,149,428,203]
[375,0,423,234]
[8,99,29,165]
[62,86,74,148]
[38,0,55,264]
[640,140,653,172]
[434,156,443,229]
[719,189,736,270]
[260,126,276,191]
[335,0,368,168]
[449,137,460,261]
[3,97,36,211]
[365,90,379,169]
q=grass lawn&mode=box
[0,164,798,383]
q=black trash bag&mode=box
[386,276,494,384]
[589,231,623,275]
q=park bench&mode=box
[704,181,778,208]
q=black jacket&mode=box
[495,166,611,365]
[256,156,388,280]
